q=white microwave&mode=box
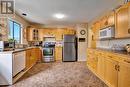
[99,26,115,39]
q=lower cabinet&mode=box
[97,54,105,80]
[30,48,37,67]
[104,58,118,87]
[87,50,98,72]
[26,49,31,69]
[26,48,41,69]
[87,49,130,87]
[55,47,62,61]
[118,61,130,87]
[35,48,42,62]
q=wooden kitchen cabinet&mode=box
[100,12,115,28]
[107,12,115,26]
[55,47,63,61]
[35,48,42,62]
[27,27,40,41]
[68,29,76,35]
[63,29,75,35]
[118,61,130,87]
[55,29,63,41]
[26,49,32,69]
[104,58,118,87]
[97,53,105,79]
[92,21,100,40]
[38,29,44,41]
[100,17,108,29]
[87,51,95,70]
[91,22,100,48]
[115,2,130,38]
[64,29,69,34]
[56,34,63,41]
[27,27,33,41]
[87,49,130,87]
[25,48,40,69]
[87,49,99,73]
[30,48,37,66]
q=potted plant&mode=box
[8,38,16,48]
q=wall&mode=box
[76,23,88,61]
[0,14,30,43]
[0,18,8,41]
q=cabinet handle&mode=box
[115,65,118,71]
[124,60,130,63]
[117,65,120,72]
[115,65,120,71]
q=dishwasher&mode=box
[13,51,26,77]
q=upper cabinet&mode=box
[55,29,63,41]
[91,11,115,41]
[63,29,76,35]
[100,11,115,29]
[91,2,130,40]
[115,2,130,38]
[27,27,33,41]
[100,16,108,29]
[27,27,40,41]
[26,27,76,41]
[118,61,130,87]
[92,22,100,40]
[100,12,115,29]
[107,12,115,26]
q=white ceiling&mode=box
[15,0,123,26]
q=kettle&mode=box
[125,44,130,53]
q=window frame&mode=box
[8,19,22,43]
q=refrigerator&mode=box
[63,35,77,62]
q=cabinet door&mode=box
[38,29,43,41]
[56,29,63,41]
[100,17,108,28]
[27,28,33,41]
[118,61,130,87]
[97,54,105,79]
[29,49,36,66]
[26,49,31,69]
[108,12,115,26]
[34,48,42,62]
[92,22,100,40]
[104,58,118,87]
[55,47,62,61]
[87,50,98,72]
[115,3,130,38]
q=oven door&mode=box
[43,48,54,57]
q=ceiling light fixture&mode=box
[53,13,65,19]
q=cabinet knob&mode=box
[115,65,118,71]
[115,65,120,71]
[117,65,120,72]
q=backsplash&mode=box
[97,38,130,50]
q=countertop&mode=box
[0,47,41,54]
[89,48,130,58]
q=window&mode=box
[9,20,21,43]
